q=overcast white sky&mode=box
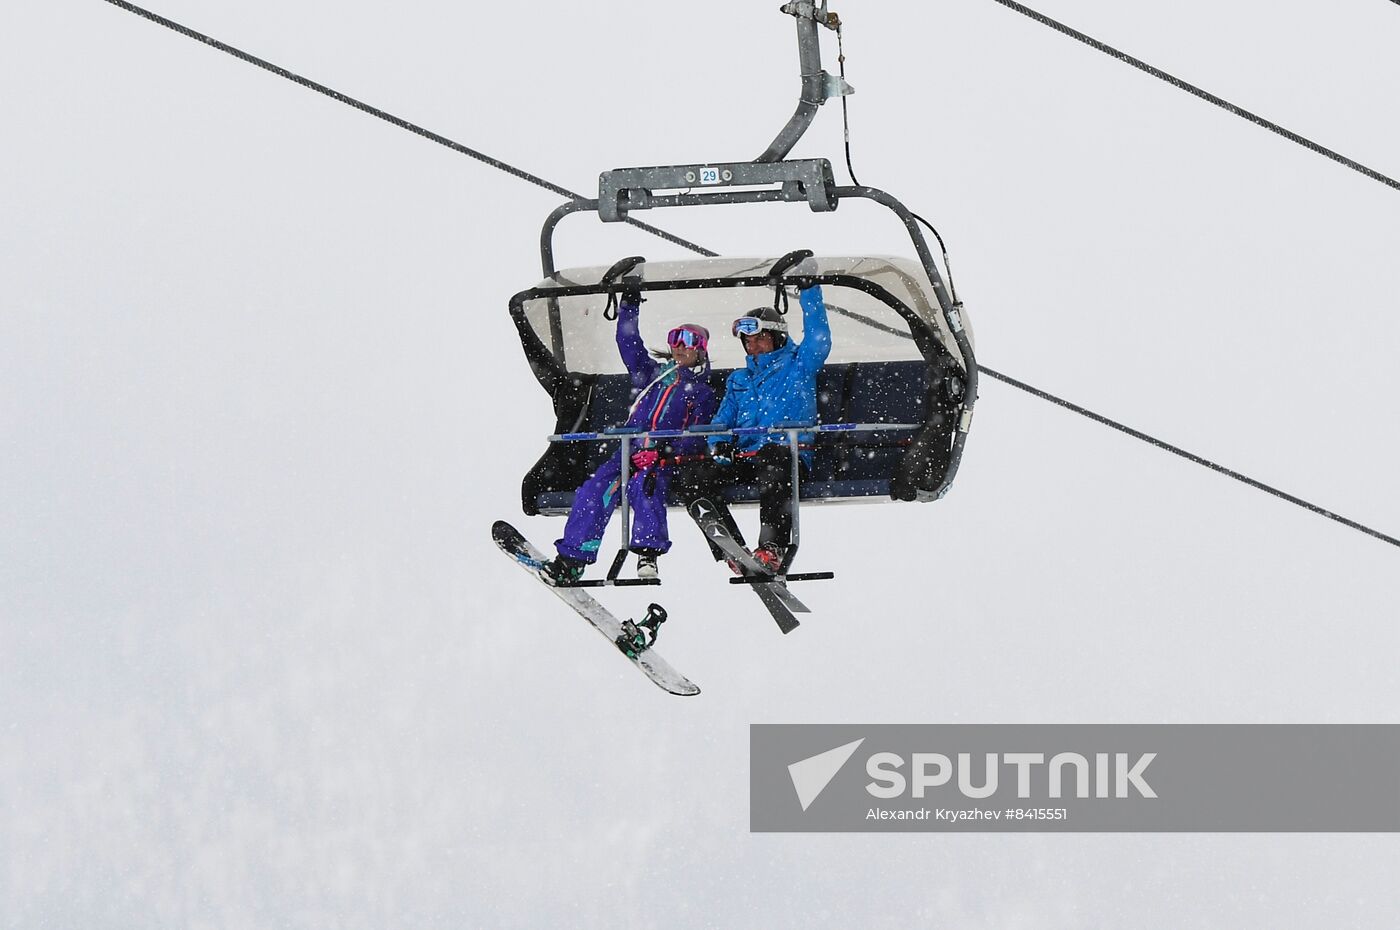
[3,1,1399,927]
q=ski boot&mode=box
[635,551,660,580]
[542,554,587,586]
[753,543,785,574]
[615,603,668,658]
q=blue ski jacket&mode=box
[708,285,832,462]
[616,300,718,456]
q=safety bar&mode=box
[548,422,920,443]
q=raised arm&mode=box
[793,284,832,374]
[615,299,659,388]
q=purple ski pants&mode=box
[555,453,672,563]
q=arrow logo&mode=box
[788,738,865,812]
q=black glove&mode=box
[710,441,734,466]
[767,249,818,290]
[601,256,645,320]
[620,270,648,309]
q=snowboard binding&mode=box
[615,603,668,658]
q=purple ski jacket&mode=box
[616,300,718,456]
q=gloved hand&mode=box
[790,255,819,291]
[621,277,644,308]
[630,448,660,470]
[710,441,734,466]
[767,250,818,290]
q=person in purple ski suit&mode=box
[544,295,719,584]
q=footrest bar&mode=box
[728,572,834,585]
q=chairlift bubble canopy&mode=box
[518,255,973,376]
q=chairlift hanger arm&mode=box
[592,165,949,302]
[598,160,838,222]
[577,168,975,404]
[760,1,854,163]
[562,169,961,325]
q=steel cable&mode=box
[987,0,1400,193]
[98,0,717,257]
[978,366,1400,548]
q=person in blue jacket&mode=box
[544,292,718,585]
[677,263,831,573]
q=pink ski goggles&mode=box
[666,324,709,352]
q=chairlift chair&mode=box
[504,1,978,550]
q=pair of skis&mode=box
[685,498,810,634]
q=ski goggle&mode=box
[666,326,708,351]
[732,316,788,337]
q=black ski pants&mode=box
[673,444,808,557]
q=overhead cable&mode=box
[100,0,1399,551]
[987,0,1400,194]
[979,366,1400,549]
[98,0,717,258]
